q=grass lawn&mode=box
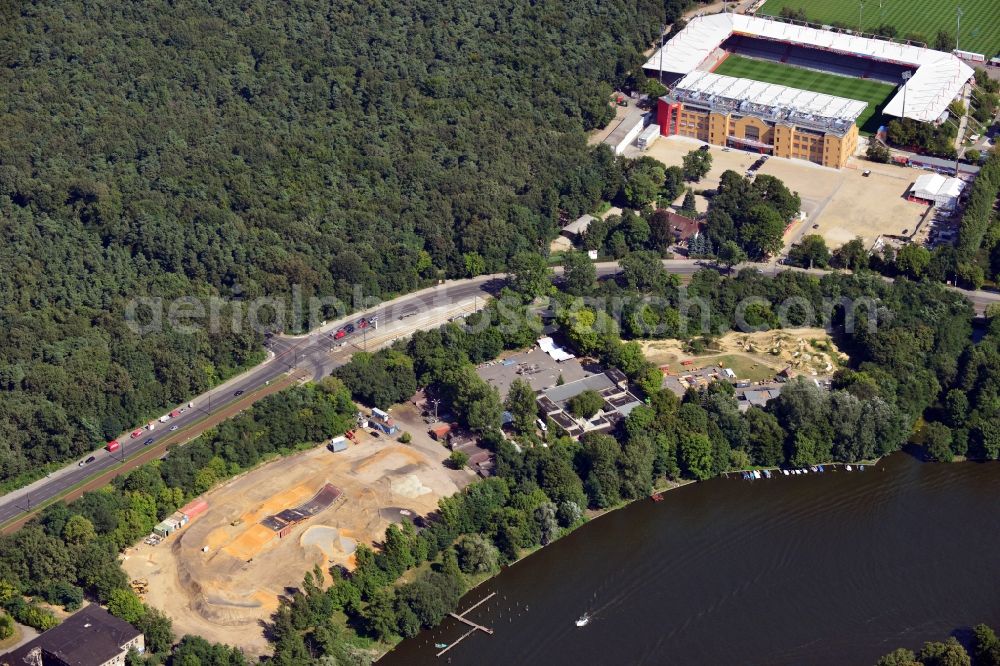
[713,55,896,134]
[758,0,999,57]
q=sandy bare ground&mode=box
[642,327,846,380]
[643,136,928,252]
[122,427,470,656]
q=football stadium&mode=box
[643,14,974,168]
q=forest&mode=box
[0,0,689,485]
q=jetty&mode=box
[436,592,496,657]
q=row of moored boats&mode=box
[739,464,866,480]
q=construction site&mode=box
[643,327,847,380]
[122,430,470,655]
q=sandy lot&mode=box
[122,430,470,656]
[642,327,847,380]
[644,136,928,251]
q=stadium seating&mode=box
[720,35,912,84]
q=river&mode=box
[381,454,1000,665]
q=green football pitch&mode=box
[758,0,999,58]
[712,56,897,134]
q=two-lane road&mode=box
[2,262,997,528]
[0,276,501,528]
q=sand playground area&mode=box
[643,328,846,381]
[122,435,466,655]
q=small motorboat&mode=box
[859,465,865,471]
[753,470,761,479]
[782,469,789,476]
[576,613,591,627]
[818,465,824,472]
[846,465,853,471]
[435,643,448,649]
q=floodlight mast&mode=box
[956,7,963,53]
[901,70,912,119]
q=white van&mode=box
[536,418,548,432]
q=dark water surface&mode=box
[381,455,1000,665]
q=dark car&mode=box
[345,323,355,334]
[370,430,381,438]
[699,144,710,151]
[143,438,154,446]
[234,390,244,397]
[170,425,179,431]
[84,455,96,465]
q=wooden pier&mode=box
[435,592,497,657]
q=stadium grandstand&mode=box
[659,71,865,167]
[643,14,974,136]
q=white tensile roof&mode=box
[643,13,974,123]
[673,71,868,123]
[538,337,575,362]
[912,173,965,199]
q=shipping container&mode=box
[106,441,121,453]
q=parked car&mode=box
[334,328,347,339]
[699,144,710,151]
[345,323,355,334]
[862,169,872,177]
[357,318,369,329]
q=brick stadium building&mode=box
[644,14,973,168]
[659,71,863,167]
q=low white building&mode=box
[909,173,965,208]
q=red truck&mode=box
[130,429,143,439]
[169,409,181,418]
[106,441,121,453]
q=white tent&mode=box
[910,173,964,207]
[538,337,575,362]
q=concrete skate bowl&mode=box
[301,526,357,560]
[379,506,423,527]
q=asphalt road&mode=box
[0,276,501,527]
[1,261,997,526]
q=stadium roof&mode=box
[644,13,974,123]
[673,71,867,121]
[668,71,866,135]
